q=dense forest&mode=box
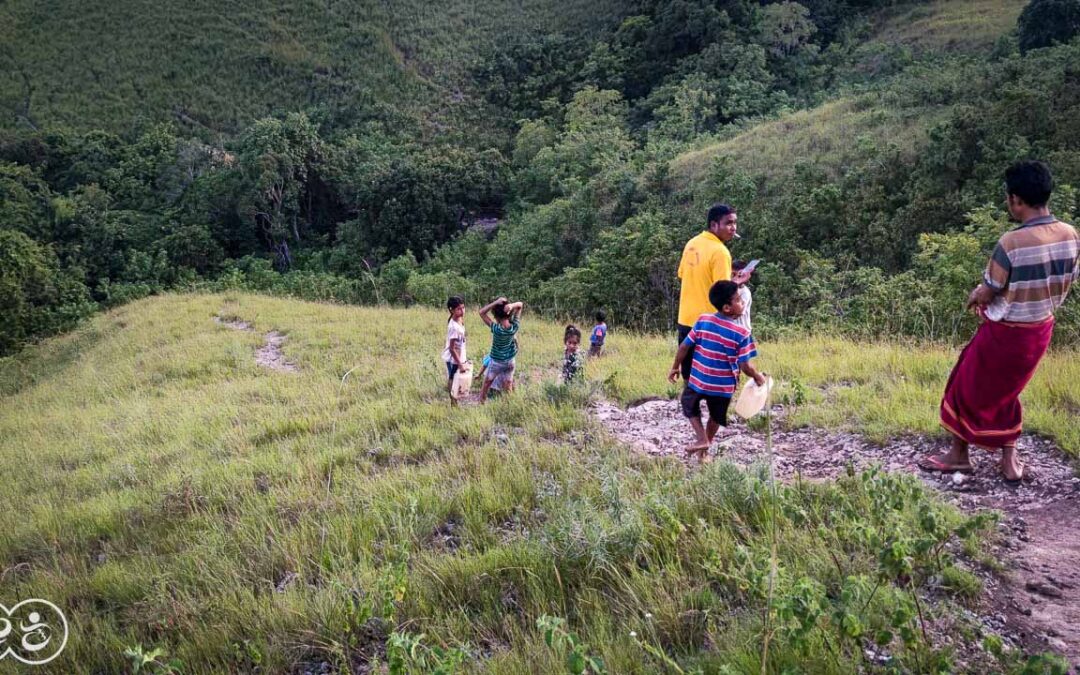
[3,0,1080,354]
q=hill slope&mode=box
[0,0,618,135]
[1,293,1077,671]
[870,0,1026,53]
[667,0,1027,194]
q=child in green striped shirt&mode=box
[478,297,523,403]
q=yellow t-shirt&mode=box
[677,230,732,326]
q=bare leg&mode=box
[1000,445,1024,481]
[700,419,722,463]
[479,377,493,403]
[706,419,721,442]
[686,417,709,457]
[919,434,973,472]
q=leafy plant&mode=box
[387,632,470,675]
[537,615,606,674]
[122,645,183,674]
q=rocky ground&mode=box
[592,396,1080,671]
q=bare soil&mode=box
[255,331,298,372]
[592,396,1080,670]
[213,316,298,372]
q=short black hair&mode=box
[595,310,606,323]
[707,203,736,226]
[708,280,739,311]
[1005,160,1053,208]
[446,296,464,311]
[492,300,508,320]
[564,325,582,342]
[732,259,747,270]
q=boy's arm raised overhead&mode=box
[478,297,506,327]
[505,301,524,317]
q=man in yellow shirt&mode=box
[676,203,748,379]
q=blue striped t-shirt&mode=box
[683,313,757,397]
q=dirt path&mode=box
[213,316,298,372]
[592,397,1080,669]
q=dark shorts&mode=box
[676,324,695,381]
[446,361,459,381]
[681,386,731,424]
[588,343,603,357]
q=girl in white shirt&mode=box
[443,296,468,400]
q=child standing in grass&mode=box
[443,296,468,402]
[478,297,523,403]
[668,281,766,463]
[731,260,754,332]
[588,310,607,357]
[562,325,583,383]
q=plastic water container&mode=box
[734,376,774,419]
[451,363,473,399]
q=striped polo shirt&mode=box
[983,215,1080,323]
[683,313,757,397]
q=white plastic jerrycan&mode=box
[734,375,774,419]
[451,362,474,400]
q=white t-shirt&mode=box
[733,285,752,332]
[442,319,466,363]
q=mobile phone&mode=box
[743,259,761,274]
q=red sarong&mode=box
[940,317,1054,448]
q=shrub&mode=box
[1018,0,1080,53]
[0,229,95,354]
[405,271,478,307]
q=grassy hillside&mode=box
[0,0,618,135]
[666,95,949,195]
[0,293,1076,672]
[666,0,1025,195]
[870,0,1026,53]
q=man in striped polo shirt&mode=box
[669,281,766,463]
[921,160,1079,483]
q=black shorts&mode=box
[676,324,695,381]
[446,361,459,381]
[680,386,731,424]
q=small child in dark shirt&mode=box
[562,325,583,383]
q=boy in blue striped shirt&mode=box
[668,281,766,462]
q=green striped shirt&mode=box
[489,317,519,362]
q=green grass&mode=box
[0,0,619,135]
[0,294,1067,672]
[666,96,950,195]
[870,0,1026,54]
